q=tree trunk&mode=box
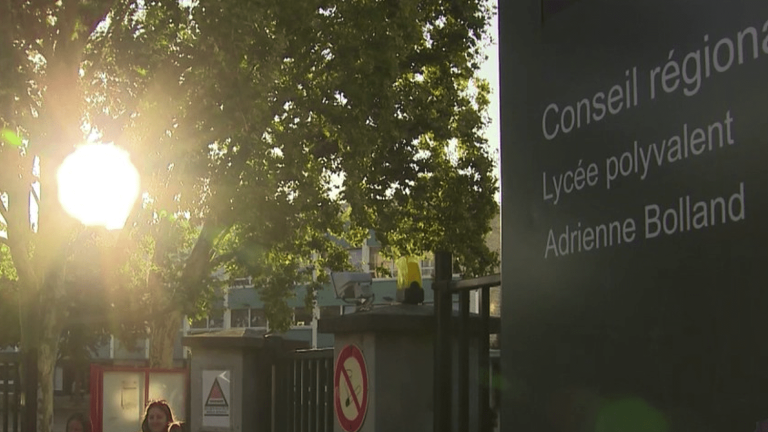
[146,219,224,369]
[148,309,183,369]
[19,288,61,432]
[36,335,59,432]
[8,8,97,432]
[36,273,64,432]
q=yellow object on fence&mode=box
[396,256,422,290]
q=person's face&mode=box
[147,406,169,432]
[67,420,83,432]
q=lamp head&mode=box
[330,272,373,302]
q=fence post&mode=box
[22,349,37,432]
[479,286,491,432]
[458,289,470,432]
[433,251,452,432]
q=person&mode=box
[141,400,175,432]
[756,418,768,432]
[65,413,92,432]
[167,422,184,432]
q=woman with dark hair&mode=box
[141,400,175,432]
[65,413,92,432]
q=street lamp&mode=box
[57,143,140,230]
[331,272,374,311]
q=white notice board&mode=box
[202,370,231,428]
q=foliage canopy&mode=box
[0,0,497,428]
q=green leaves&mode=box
[0,245,20,347]
[0,129,23,147]
[0,0,498,356]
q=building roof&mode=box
[318,304,501,334]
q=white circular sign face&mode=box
[334,344,369,432]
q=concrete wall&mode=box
[373,333,434,432]
[280,327,334,347]
[114,338,147,361]
[240,351,260,432]
[189,349,244,432]
[333,332,377,432]
[226,278,439,310]
[332,330,482,432]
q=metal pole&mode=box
[458,290,470,432]
[478,287,491,432]
[1,356,9,432]
[23,349,37,432]
[433,251,453,432]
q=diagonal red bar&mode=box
[341,364,362,413]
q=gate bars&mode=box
[433,251,499,432]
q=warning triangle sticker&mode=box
[205,377,228,407]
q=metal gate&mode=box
[432,251,500,432]
[0,351,36,432]
[270,251,499,432]
[271,348,334,432]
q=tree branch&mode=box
[29,184,39,209]
[113,194,144,252]
[177,217,227,312]
[13,0,52,59]
[182,218,225,282]
[6,234,37,290]
[30,40,48,58]
[83,0,119,39]
[86,0,136,68]
[0,199,8,225]
[54,0,80,53]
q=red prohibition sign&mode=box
[334,344,369,432]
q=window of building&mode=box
[293,307,314,327]
[230,277,252,288]
[369,247,396,278]
[369,247,381,276]
[230,309,249,328]
[421,255,435,278]
[190,309,227,331]
[208,309,224,329]
[190,317,207,329]
[320,305,342,319]
[348,248,363,271]
[250,309,267,328]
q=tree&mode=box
[96,0,498,366]
[0,245,20,349]
[0,0,497,429]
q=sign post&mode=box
[334,344,369,432]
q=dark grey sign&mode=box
[500,0,768,429]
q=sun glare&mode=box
[57,144,140,230]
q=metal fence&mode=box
[271,348,334,432]
[0,353,21,432]
[432,251,500,432]
[269,251,499,432]
[0,351,35,432]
